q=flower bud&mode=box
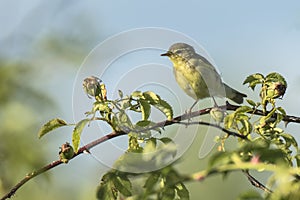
[59,142,74,163]
[83,76,107,101]
[210,107,226,124]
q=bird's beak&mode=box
[160,51,171,57]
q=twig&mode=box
[0,131,125,200]
[189,168,272,194]
[242,170,273,193]
[173,121,248,140]
[2,102,299,199]
[225,101,300,124]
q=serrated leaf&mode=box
[38,118,68,138]
[246,99,257,107]
[266,72,287,85]
[140,100,151,120]
[72,119,90,152]
[243,73,264,90]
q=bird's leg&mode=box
[185,100,199,122]
[190,100,199,112]
[212,96,218,107]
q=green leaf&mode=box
[239,118,252,135]
[235,106,253,114]
[264,108,277,122]
[143,91,173,120]
[144,172,160,191]
[266,72,287,86]
[243,73,264,90]
[72,119,90,152]
[246,99,257,107]
[153,99,173,120]
[131,91,143,98]
[38,118,68,138]
[295,154,300,167]
[93,102,111,113]
[165,169,181,186]
[143,91,160,103]
[277,107,286,116]
[136,120,151,127]
[112,174,132,197]
[97,173,118,200]
[159,137,174,144]
[281,133,298,150]
[96,184,117,200]
[224,113,235,129]
[175,182,189,200]
[140,99,151,120]
[118,111,133,132]
[161,187,175,200]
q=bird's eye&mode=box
[175,50,182,54]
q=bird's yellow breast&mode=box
[170,56,210,100]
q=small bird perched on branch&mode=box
[161,42,246,110]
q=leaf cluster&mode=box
[33,72,300,200]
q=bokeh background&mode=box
[1,1,300,199]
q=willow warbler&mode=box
[161,43,246,109]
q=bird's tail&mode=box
[224,84,247,104]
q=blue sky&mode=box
[2,0,297,126]
[1,1,300,199]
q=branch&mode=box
[2,101,299,199]
[173,121,248,140]
[189,165,274,194]
[225,101,300,124]
[242,170,272,193]
[0,131,125,200]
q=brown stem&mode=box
[2,102,299,199]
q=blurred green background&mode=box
[1,1,300,199]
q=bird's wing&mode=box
[188,53,225,96]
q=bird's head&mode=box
[161,43,195,60]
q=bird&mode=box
[161,42,246,110]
